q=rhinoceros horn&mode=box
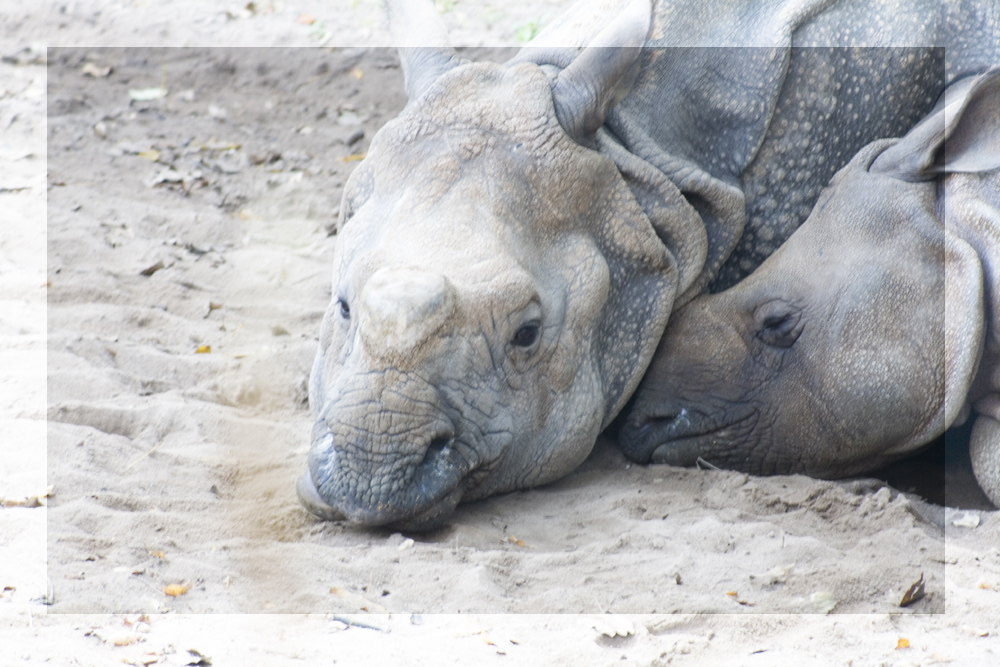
[359,266,457,364]
[386,0,468,101]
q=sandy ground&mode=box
[2,1,1000,664]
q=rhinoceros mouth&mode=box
[620,407,759,468]
[300,419,474,530]
[296,466,466,531]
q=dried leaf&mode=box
[163,584,190,596]
[298,13,316,24]
[137,149,161,161]
[1,496,42,508]
[149,551,166,559]
[111,633,141,646]
[195,345,211,354]
[750,564,794,586]
[81,62,112,78]
[204,302,223,319]
[507,536,526,547]
[147,167,183,186]
[129,87,168,102]
[896,638,910,649]
[592,617,634,638]
[351,68,363,80]
[810,591,837,614]
[139,260,165,277]
[202,140,242,151]
[724,590,754,606]
[343,153,366,163]
[900,573,925,607]
[952,512,981,528]
[186,648,212,666]
[123,657,160,667]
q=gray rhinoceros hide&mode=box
[621,67,1000,508]
[299,0,999,528]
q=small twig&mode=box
[126,441,163,469]
[330,615,390,633]
[290,271,322,286]
[695,457,721,471]
[132,573,168,598]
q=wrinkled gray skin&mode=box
[621,68,1000,508]
[299,0,998,529]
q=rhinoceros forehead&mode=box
[361,61,609,201]
[336,58,637,264]
[382,61,564,152]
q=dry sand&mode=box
[2,1,999,664]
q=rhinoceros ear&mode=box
[548,0,651,140]
[871,66,1000,181]
[387,0,466,100]
[941,66,1000,173]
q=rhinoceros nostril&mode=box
[421,435,456,466]
[416,435,467,496]
[620,407,697,464]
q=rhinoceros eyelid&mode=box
[753,300,803,349]
[337,298,351,320]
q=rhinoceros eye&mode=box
[511,322,540,348]
[337,298,351,320]
[754,300,803,349]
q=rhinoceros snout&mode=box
[359,266,456,362]
[619,407,695,463]
[301,414,471,529]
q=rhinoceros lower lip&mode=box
[296,468,463,531]
[296,470,347,521]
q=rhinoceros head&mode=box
[298,3,705,528]
[620,68,1000,481]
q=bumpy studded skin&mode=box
[623,68,1000,508]
[300,0,1000,528]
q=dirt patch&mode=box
[2,6,999,664]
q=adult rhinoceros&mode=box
[297,0,998,528]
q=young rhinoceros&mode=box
[621,68,1000,507]
[298,0,996,529]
